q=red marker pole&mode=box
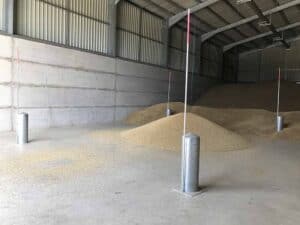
[167,71,172,109]
[181,8,191,192]
[276,67,284,132]
[277,67,281,117]
[183,9,191,137]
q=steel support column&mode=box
[5,0,15,34]
[108,0,118,56]
[234,47,239,83]
[162,22,169,67]
[196,35,202,77]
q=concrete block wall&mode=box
[238,39,300,82]
[0,34,217,131]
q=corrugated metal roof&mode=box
[129,0,300,52]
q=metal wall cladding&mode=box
[286,70,300,82]
[0,0,5,31]
[141,10,163,42]
[169,48,183,71]
[69,0,109,22]
[43,0,66,7]
[17,0,67,44]
[16,0,109,53]
[13,0,210,68]
[201,42,222,77]
[68,0,109,53]
[169,25,200,72]
[117,1,140,60]
[117,30,139,61]
[140,38,163,65]
[182,32,197,54]
[189,53,199,74]
[117,1,165,66]
[118,1,140,33]
[69,12,109,53]
[170,27,183,49]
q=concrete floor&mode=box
[0,124,300,225]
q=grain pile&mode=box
[195,81,300,112]
[122,113,249,152]
[273,111,300,141]
[191,106,276,138]
[123,81,300,147]
[125,102,186,126]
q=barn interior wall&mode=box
[0,34,218,131]
[238,39,300,82]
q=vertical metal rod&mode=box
[167,71,171,110]
[138,8,142,62]
[183,8,190,137]
[190,36,196,103]
[277,67,281,117]
[65,0,70,46]
[182,8,191,192]
[166,71,172,116]
[258,51,262,82]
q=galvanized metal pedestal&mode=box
[16,112,29,145]
[173,133,203,197]
[166,108,173,117]
[276,115,284,132]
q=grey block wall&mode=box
[0,34,217,131]
[238,39,300,82]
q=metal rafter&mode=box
[224,0,260,34]
[145,0,209,34]
[270,0,298,37]
[240,34,300,56]
[139,0,204,33]
[224,22,300,52]
[247,0,290,48]
[168,0,220,27]
[201,0,300,42]
[206,5,248,38]
[194,0,249,39]
[165,0,235,43]
[223,0,269,46]
[270,0,291,25]
[138,0,227,46]
[202,3,258,48]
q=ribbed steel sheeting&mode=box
[0,0,5,31]
[140,38,163,65]
[16,0,109,53]
[17,0,67,44]
[117,1,165,66]
[141,10,163,42]
[117,30,140,61]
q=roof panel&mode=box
[236,24,257,37]
[151,0,180,14]
[230,0,256,17]
[283,7,300,23]
[209,1,241,23]
[269,12,288,28]
[170,0,198,8]
[255,0,278,11]
[130,0,300,49]
[223,29,245,41]
[195,8,226,28]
